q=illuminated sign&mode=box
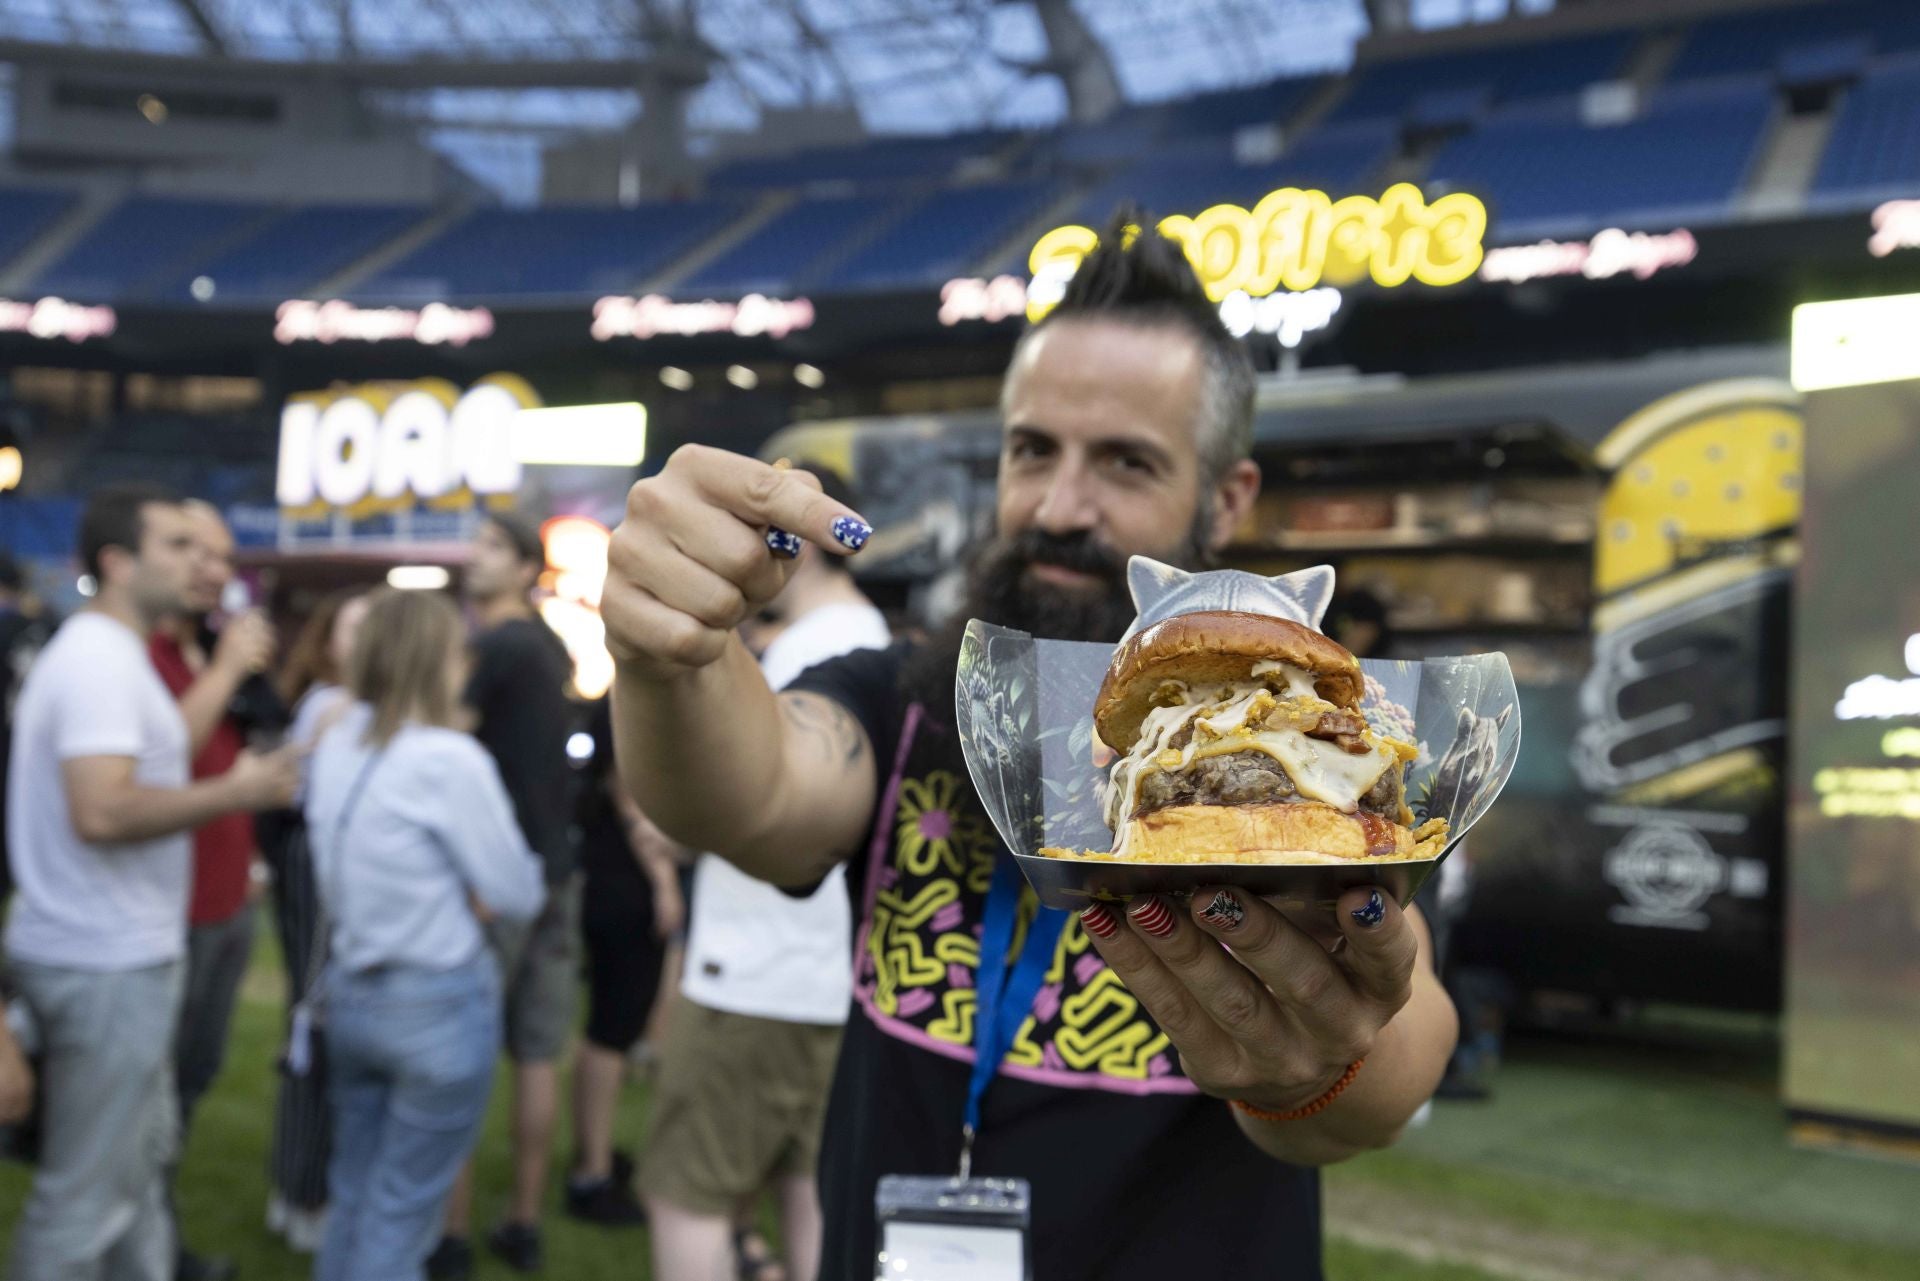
[939,275,1029,326]
[0,296,116,343]
[590,293,815,342]
[538,515,615,699]
[1834,634,1920,721]
[276,374,540,510]
[273,300,495,347]
[1479,227,1697,285]
[1026,183,1487,324]
[1792,293,1920,391]
[940,275,1344,349]
[1868,200,1920,258]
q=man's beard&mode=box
[902,512,1214,716]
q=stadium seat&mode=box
[356,200,741,301]
[151,205,428,304]
[705,132,1011,191]
[0,187,79,280]
[31,196,272,302]
[679,192,913,296]
[1668,0,1879,82]
[821,179,1061,291]
[1811,60,1920,199]
[1425,78,1778,232]
[1328,31,1634,124]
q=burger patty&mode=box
[1131,748,1406,821]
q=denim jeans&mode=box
[317,952,501,1281]
[6,958,183,1281]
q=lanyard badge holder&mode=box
[875,857,1066,1280]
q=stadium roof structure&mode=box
[0,0,1521,136]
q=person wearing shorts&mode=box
[640,465,889,1281]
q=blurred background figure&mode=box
[433,513,578,1279]
[0,550,54,910]
[639,465,888,1281]
[5,485,297,1281]
[147,499,277,1281]
[306,587,544,1281]
[256,587,372,1252]
[562,696,681,1229]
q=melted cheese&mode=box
[1101,662,1398,839]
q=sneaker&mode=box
[425,1235,474,1281]
[285,1206,328,1254]
[565,1173,647,1226]
[488,1221,544,1273]
[610,1146,636,1187]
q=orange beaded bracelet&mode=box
[1230,1059,1366,1123]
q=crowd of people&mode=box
[0,471,889,1280]
[0,219,1461,1281]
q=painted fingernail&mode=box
[765,527,802,558]
[1351,890,1385,929]
[1080,902,1120,939]
[1129,896,1179,939]
[830,515,872,551]
[1199,889,1245,931]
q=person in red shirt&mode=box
[148,500,275,1281]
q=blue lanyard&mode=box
[961,853,1068,1177]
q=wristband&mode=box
[1231,1058,1365,1123]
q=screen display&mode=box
[1785,376,1920,1130]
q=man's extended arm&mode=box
[611,637,873,888]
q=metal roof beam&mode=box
[170,0,227,55]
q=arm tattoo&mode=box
[780,692,871,771]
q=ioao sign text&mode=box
[276,374,539,511]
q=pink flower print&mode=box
[1042,1042,1067,1071]
[877,864,900,889]
[1074,952,1105,987]
[917,809,953,842]
[947,963,973,990]
[931,902,965,933]
[1148,1053,1172,1078]
[896,988,935,1017]
[1030,982,1062,1024]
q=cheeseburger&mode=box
[1064,610,1447,864]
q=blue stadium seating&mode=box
[0,187,77,280]
[1424,78,1777,232]
[1669,0,1877,82]
[1068,121,1400,228]
[151,204,427,303]
[821,179,1061,291]
[32,196,271,301]
[678,192,910,296]
[706,131,1011,191]
[1329,31,1634,124]
[356,200,738,301]
[1812,60,1920,197]
[1159,76,1323,137]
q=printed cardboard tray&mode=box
[955,561,1521,928]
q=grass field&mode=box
[3,917,1916,1280]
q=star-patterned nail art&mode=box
[830,515,871,551]
[765,527,802,558]
[1350,890,1385,928]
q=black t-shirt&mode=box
[575,697,650,908]
[788,642,1323,1281]
[466,617,577,882]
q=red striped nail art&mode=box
[1080,902,1120,939]
[1129,896,1178,939]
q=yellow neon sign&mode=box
[1026,183,1488,322]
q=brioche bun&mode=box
[1094,611,1363,753]
[1070,802,1443,865]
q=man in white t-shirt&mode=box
[640,465,889,1281]
[4,484,299,1281]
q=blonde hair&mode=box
[347,588,464,746]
